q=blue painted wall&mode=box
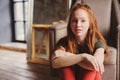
[0,0,12,43]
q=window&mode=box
[12,0,28,42]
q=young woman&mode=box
[51,3,109,80]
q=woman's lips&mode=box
[75,28,82,32]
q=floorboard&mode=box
[0,49,59,80]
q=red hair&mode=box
[66,3,109,58]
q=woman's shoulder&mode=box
[94,38,105,50]
[57,36,67,45]
[55,36,68,50]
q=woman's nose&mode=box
[77,20,81,27]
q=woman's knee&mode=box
[79,70,101,80]
[60,66,75,80]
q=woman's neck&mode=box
[76,35,86,45]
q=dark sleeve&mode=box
[54,37,68,50]
[94,39,105,50]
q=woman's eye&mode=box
[72,20,77,23]
[81,20,85,22]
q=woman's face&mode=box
[70,9,90,39]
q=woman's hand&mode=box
[94,48,105,74]
[78,59,96,71]
[94,56,104,74]
[52,50,75,60]
[78,54,99,71]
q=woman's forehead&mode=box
[74,9,88,17]
[72,9,88,19]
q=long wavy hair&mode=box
[66,3,109,57]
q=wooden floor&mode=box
[0,49,59,80]
[0,42,27,52]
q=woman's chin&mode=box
[75,33,82,37]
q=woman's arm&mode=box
[78,48,105,74]
[52,50,84,68]
[52,49,101,70]
[94,48,104,63]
